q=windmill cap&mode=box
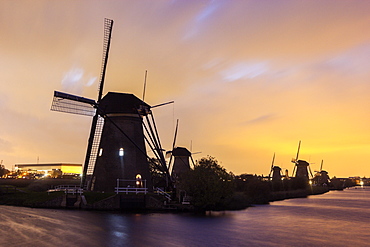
[297,160,309,166]
[172,147,191,156]
[99,92,150,114]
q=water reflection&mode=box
[1,187,369,246]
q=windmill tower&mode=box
[89,92,153,192]
[51,19,171,192]
[171,147,192,177]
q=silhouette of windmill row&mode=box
[51,18,172,192]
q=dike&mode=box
[269,186,329,202]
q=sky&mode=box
[1,0,370,178]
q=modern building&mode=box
[14,163,82,178]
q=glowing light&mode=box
[136,174,142,187]
[119,148,124,157]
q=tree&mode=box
[0,165,9,178]
[148,158,167,188]
[178,156,233,211]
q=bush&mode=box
[178,156,234,211]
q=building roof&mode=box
[172,147,191,156]
[15,163,81,168]
[99,92,150,114]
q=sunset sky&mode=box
[1,0,370,178]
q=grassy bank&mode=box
[0,178,80,207]
[225,186,330,211]
[0,178,330,211]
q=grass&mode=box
[0,191,65,207]
[0,178,81,192]
[0,178,80,207]
[83,191,116,204]
[0,179,116,207]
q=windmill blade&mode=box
[320,160,324,171]
[168,119,179,174]
[142,70,147,101]
[97,18,114,102]
[81,115,105,190]
[269,153,275,178]
[308,165,314,178]
[292,165,296,177]
[51,91,96,116]
[82,18,113,189]
[140,110,172,186]
[295,140,301,161]
[172,119,179,149]
[85,116,105,176]
[151,101,174,108]
[190,155,195,168]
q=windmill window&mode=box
[99,148,103,156]
[119,148,124,157]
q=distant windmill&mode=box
[268,153,282,182]
[51,19,172,192]
[291,141,313,179]
[313,159,329,186]
[166,119,196,179]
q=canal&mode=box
[1,187,369,246]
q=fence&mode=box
[115,179,147,194]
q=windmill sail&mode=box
[97,18,113,101]
[81,18,113,189]
[86,116,104,175]
[51,91,96,116]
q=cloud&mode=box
[61,67,97,94]
[241,114,277,126]
[220,62,269,82]
[325,44,370,76]
[0,138,13,153]
[195,0,224,23]
[182,0,227,40]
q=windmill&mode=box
[291,141,313,180]
[268,153,282,182]
[51,19,172,192]
[166,120,195,179]
[313,160,329,186]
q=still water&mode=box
[1,187,369,247]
